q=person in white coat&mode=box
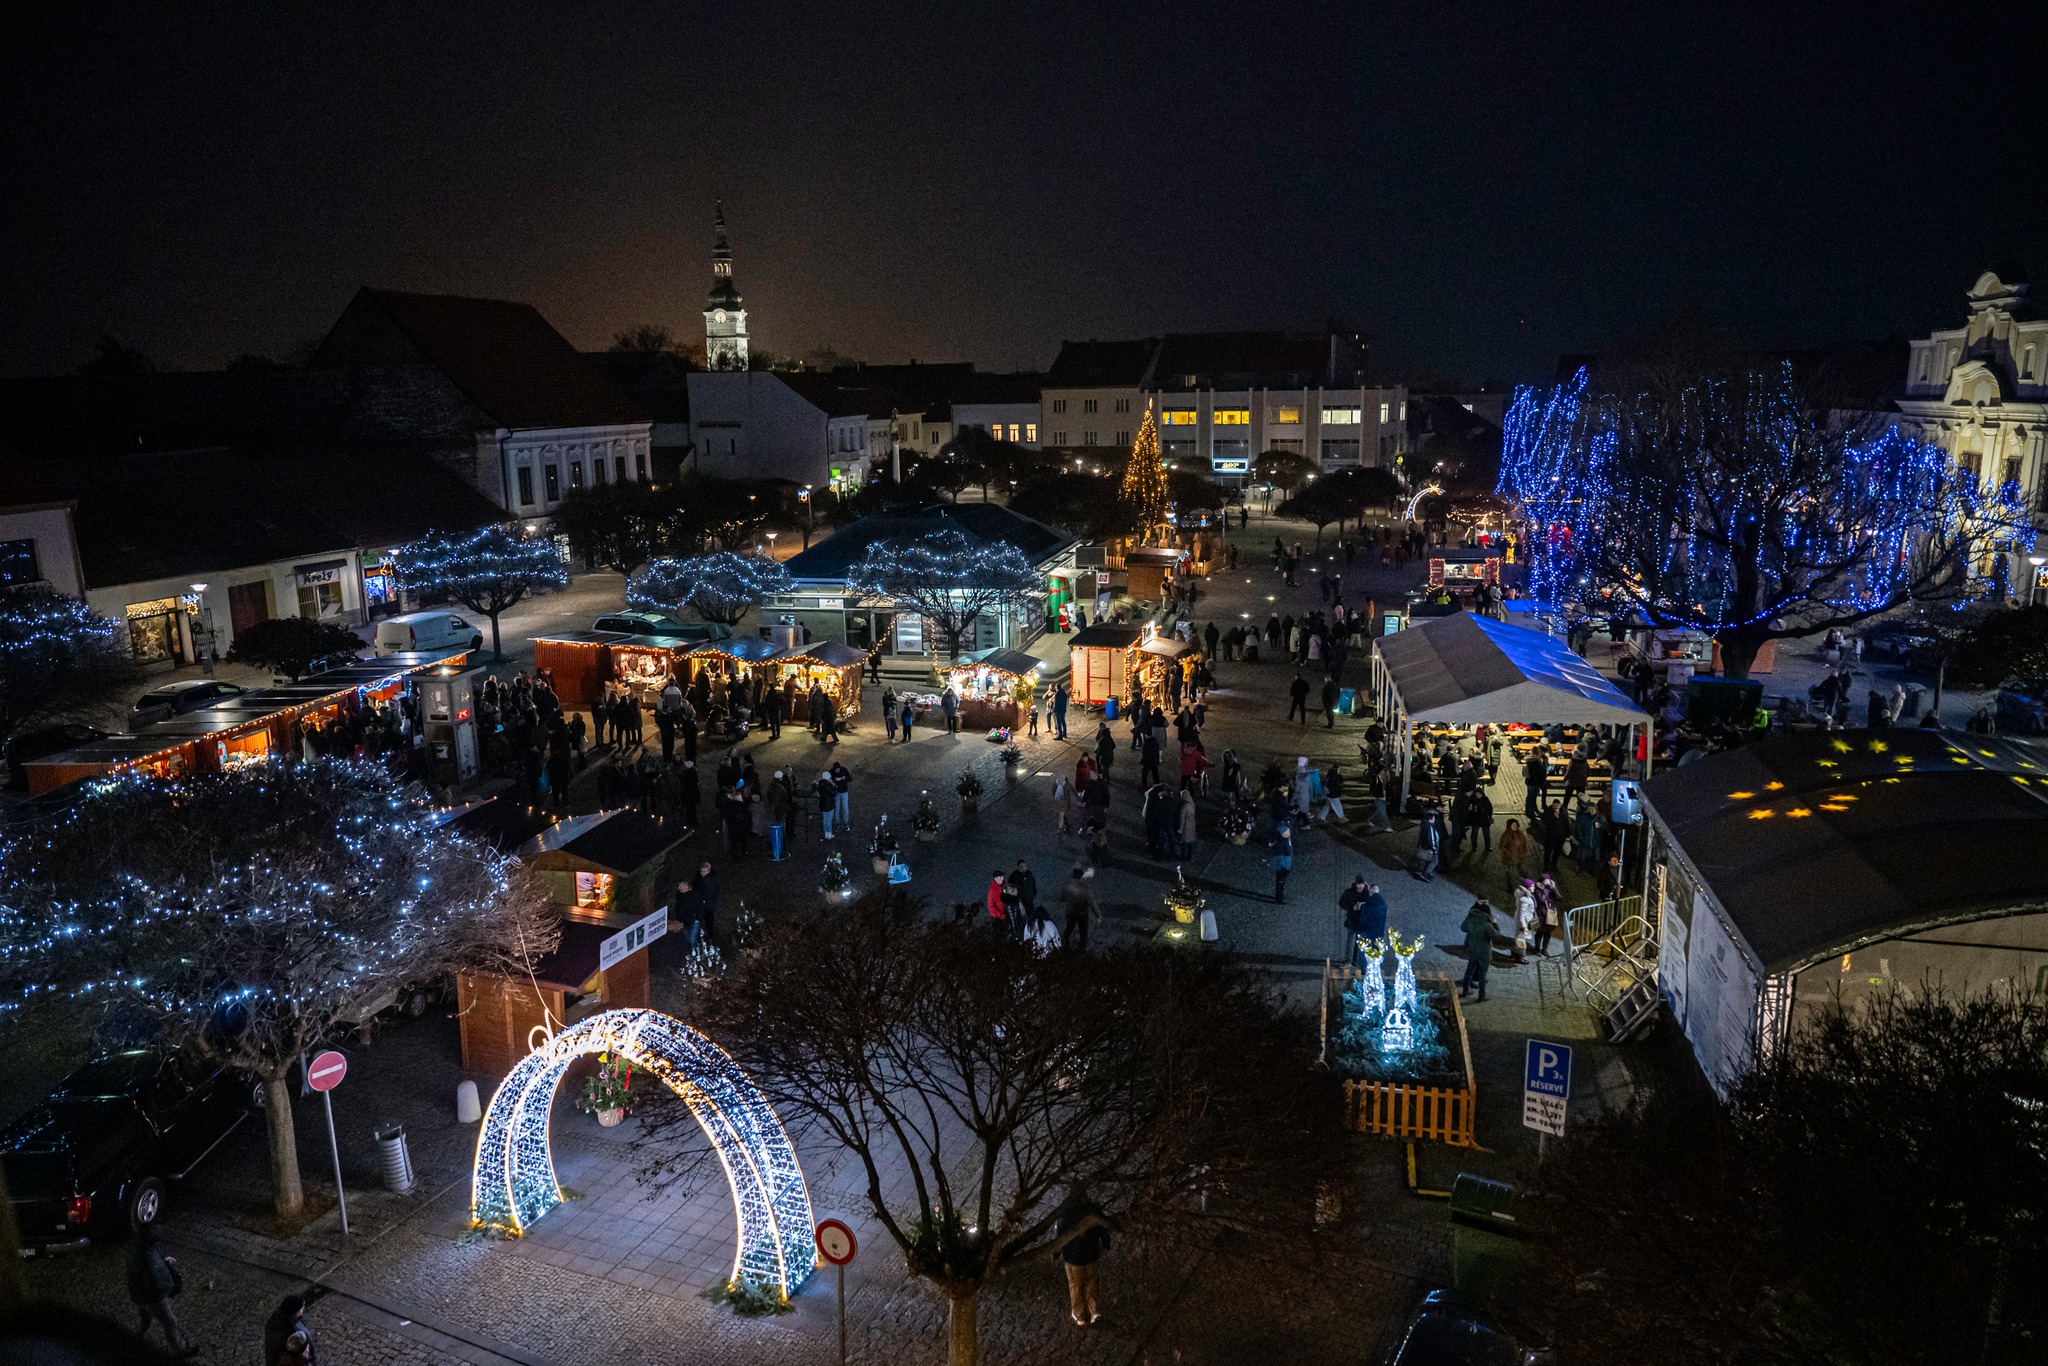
[1513,881,1538,964]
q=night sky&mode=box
[5,3,2041,382]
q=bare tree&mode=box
[0,762,559,1217]
[846,529,1041,661]
[664,902,1339,1366]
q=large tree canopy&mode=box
[0,762,558,1216]
[668,902,1338,1366]
[629,551,791,626]
[550,481,677,574]
[0,587,133,751]
[845,529,1041,660]
[224,615,363,680]
[392,525,568,659]
[1499,366,2036,677]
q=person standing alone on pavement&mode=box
[1061,866,1097,951]
[1053,1195,1114,1327]
[1321,675,1340,727]
[1288,672,1311,724]
[1460,900,1498,1002]
[1269,815,1295,902]
[127,1223,194,1357]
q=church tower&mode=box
[704,202,748,370]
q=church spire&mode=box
[704,200,748,370]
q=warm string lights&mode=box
[1497,367,2037,629]
[630,552,792,626]
[470,1008,816,1298]
[1119,405,1169,538]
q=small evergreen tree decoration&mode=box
[1119,404,1169,540]
[818,850,852,899]
[913,789,940,837]
[731,901,762,949]
[681,937,726,979]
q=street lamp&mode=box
[189,583,215,675]
[766,531,779,560]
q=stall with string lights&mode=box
[942,647,1043,730]
[775,639,867,721]
[21,652,465,794]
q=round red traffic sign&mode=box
[306,1050,348,1093]
[815,1218,856,1265]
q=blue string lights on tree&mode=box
[1497,366,2037,677]
[630,551,792,627]
[844,529,1041,660]
[0,587,128,748]
[391,525,568,659]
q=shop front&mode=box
[359,550,402,619]
[942,647,1043,731]
[777,640,867,721]
[122,594,200,665]
[293,558,351,621]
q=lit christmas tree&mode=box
[1119,405,1169,540]
[392,526,568,660]
[632,551,792,627]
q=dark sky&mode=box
[4,3,2041,382]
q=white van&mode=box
[375,611,485,656]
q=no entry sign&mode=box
[815,1219,857,1265]
[307,1050,348,1093]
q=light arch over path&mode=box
[470,1008,816,1296]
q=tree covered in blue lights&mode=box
[630,550,792,626]
[845,529,1040,660]
[0,761,559,1217]
[1498,366,2036,678]
[392,525,568,660]
[0,586,132,751]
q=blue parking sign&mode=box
[1523,1039,1571,1136]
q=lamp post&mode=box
[766,531,779,561]
[799,486,815,548]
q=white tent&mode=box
[1369,611,1651,803]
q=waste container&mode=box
[1900,684,1924,720]
[1449,1174,1530,1313]
[374,1121,416,1194]
[1104,696,1119,721]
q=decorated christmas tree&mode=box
[1119,405,1169,540]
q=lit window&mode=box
[1274,406,1301,424]
[575,872,615,909]
[568,461,584,490]
[1321,407,1361,425]
[1398,400,1407,420]
[1025,423,1037,442]
[1212,409,1249,425]
[1160,410,1199,426]
[1379,402,1391,423]
[1007,424,1020,441]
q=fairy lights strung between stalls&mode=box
[470,1008,816,1299]
[1496,367,2037,628]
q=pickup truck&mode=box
[1,1046,259,1251]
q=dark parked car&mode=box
[274,649,363,685]
[3,722,112,788]
[127,679,246,728]
[0,1047,259,1251]
[1375,1290,1556,1365]
[592,611,732,642]
[1997,681,2048,735]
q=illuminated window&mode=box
[568,461,584,490]
[1399,400,1407,420]
[1025,423,1037,442]
[1213,409,1249,425]
[1160,410,1198,426]
[1379,402,1391,423]
[1274,406,1301,424]
[1007,424,1021,441]
[1322,407,1361,425]
[575,872,614,909]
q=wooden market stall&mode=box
[776,639,867,722]
[1427,546,1502,596]
[1067,624,1145,709]
[942,647,1043,731]
[21,652,463,795]
[445,798,690,927]
[1133,635,1198,709]
[1122,545,1188,602]
[455,917,654,1076]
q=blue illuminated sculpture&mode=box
[471,1008,815,1298]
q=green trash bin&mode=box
[1449,1174,1532,1314]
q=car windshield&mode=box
[54,1051,158,1098]
[136,692,175,707]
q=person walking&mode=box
[1499,817,1532,889]
[1539,801,1567,873]
[1061,866,1097,951]
[830,760,852,829]
[264,1293,317,1366]
[1287,672,1311,724]
[941,687,959,734]
[1269,815,1295,903]
[1469,786,1494,857]
[1513,880,1538,963]
[1460,900,1497,1002]
[814,767,839,840]
[1094,723,1115,776]
[1140,730,1162,787]
[1176,785,1197,860]
[1321,675,1340,728]
[899,695,916,742]
[1052,1197,1113,1327]
[1535,876,1562,956]
[1522,749,1546,819]
[127,1224,193,1357]
[1412,803,1442,881]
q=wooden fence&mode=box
[1322,963,1479,1148]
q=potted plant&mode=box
[868,815,900,876]
[1164,868,1206,925]
[913,790,940,842]
[957,769,984,814]
[577,1051,636,1128]
[818,850,852,903]
[1219,799,1255,846]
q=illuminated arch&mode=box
[1405,484,1445,522]
[470,1008,815,1296]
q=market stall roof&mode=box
[1640,731,2048,973]
[950,647,1044,677]
[1069,624,1145,649]
[528,919,615,993]
[684,636,793,664]
[1125,546,1186,567]
[1139,636,1194,658]
[785,640,869,668]
[1374,611,1646,726]
[528,809,686,873]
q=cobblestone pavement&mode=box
[14,513,1689,1362]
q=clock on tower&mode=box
[704,202,748,371]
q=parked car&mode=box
[274,649,362,685]
[592,611,732,642]
[127,679,246,728]
[1996,681,2048,735]
[1374,1290,1555,1365]
[0,1047,260,1251]
[374,610,485,656]
[4,722,112,788]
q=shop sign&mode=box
[815,597,845,610]
[296,558,347,585]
